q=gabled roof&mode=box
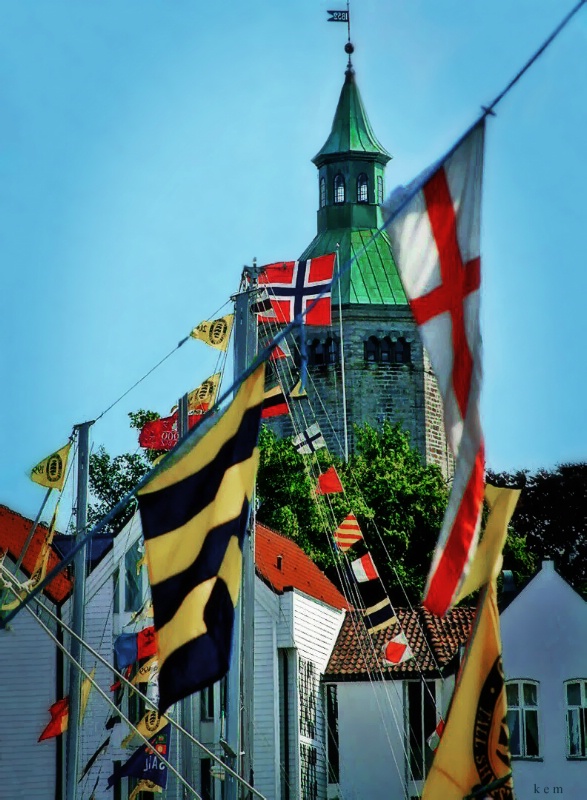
[0,504,73,605]
[255,523,350,610]
[324,606,475,681]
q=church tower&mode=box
[270,49,452,479]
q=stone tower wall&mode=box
[264,305,453,480]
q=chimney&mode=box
[276,555,283,571]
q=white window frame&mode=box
[565,679,587,759]
[506,679,541,759]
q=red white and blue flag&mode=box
[257,253,336,326]
[384,122,485,616]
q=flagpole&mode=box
[336,246,349,461]
[65,420,93,800]
[178,393,196,790]
[227,264,261,799]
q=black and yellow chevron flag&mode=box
[137,365,265,714]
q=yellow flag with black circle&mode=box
[422,486,519,800]
[190,314,234,351]
[30,442,71,491]
[137,365,265,714]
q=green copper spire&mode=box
[300,54,406,306]
[312,67,391,166]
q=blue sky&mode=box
[2,0,586,524]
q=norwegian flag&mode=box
[384,122,485,616]
[257,253,336,325]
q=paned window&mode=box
[566,680,587,758]
[320,176,326,208]
[299,657,317,739]
[326,685,339,783]
[125,540,142,612]
[506,680,540,758]
[407,680,438,782]
[377,174,384,204]
[200,685,214,721]
[395,337,411,364]
[309,339,325,366]
[380,336,393,363]
[365,336,379,362]
[357,173,368,203]
[300,743,318,800]
[334,173,345,204]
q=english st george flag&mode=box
[137,366,264,713]
[256,253,336,326]
[383,121,486,616]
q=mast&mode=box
[226,264,261,798]
[64,420,93,800]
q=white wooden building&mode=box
[322,606,474,800]
[501,559,587,800]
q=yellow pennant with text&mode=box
[190,315,234,351]
[30,443,71,491]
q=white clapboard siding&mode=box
[253,580,282,799]
[0,592,58,799]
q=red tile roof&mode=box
[255,523,350,610]
[0,504,73,605]
[324,605,475,680]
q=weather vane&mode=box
[327,1,353,69]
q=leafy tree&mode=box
[487,464,587,597]
[87,410,165,535]
[257,421,451,604]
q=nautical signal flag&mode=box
[421,485,519,800]
[38,670,95,741]
[30,442,71,491]
[108,728,170,791]
[382,631,414,665]
[256,253,336,325]
[137,365,264,714]
[139,413,202,451]
[261,384,289,419]
[190,314,234,351]
[333,513,362,552]
[350,552,379,582]
[289,377,307,399]
[269,339,291,360]
[121,709,169,749]
[114,626,158,671]
[427,718,445,753]
[251,288,277,318]
[315,466,343,495]
[293,423,326,454]
[383,121,486,617]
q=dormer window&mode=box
[377,175,384,204]
[320,177,326,208]
[334,174,345,205]
[357,173,368,203]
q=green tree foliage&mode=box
[257,421,450,604]
[88,410,165,535]
[487,464,587,597]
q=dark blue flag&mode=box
[107,727,170,789]
[114,632,138,670]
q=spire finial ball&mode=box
[345,42,354,55]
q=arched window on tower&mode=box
[395,337,411,364]
[357,173,368,203]
[377,175,384,204]
[380,337,393,363]
[364,336,379,363]
[309,339,325,366]
[334,174,345,205]
[325,337,339,364]
[320,177,326,208]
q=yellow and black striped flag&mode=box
[137,365,265,714]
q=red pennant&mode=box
[137,626,158,661]
[38,697,69,741]
[316,466,343,495]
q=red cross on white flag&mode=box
[384,121,486,616]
